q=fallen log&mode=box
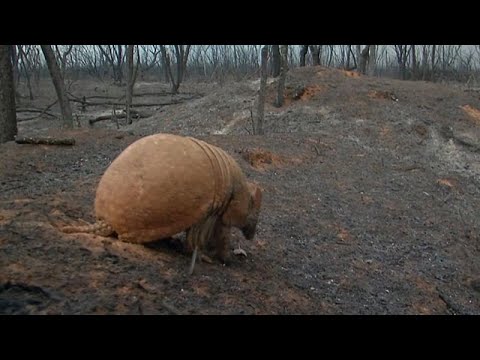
[76,91,201,99]
[88,110,153,125]
[15,136,76,146]
[68,96,199,108]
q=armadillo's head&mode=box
[241,182,263,240]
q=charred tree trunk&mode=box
[356,45,361,72]
[274,45,288,108]
[156,46,194,96]
[411,45,417,80]
[327,45,334,66]
[346,45,357,70]
[394,45,410,80]
[309,45,321,66]
[271,45,281,77]
[114,45,124,85]
[125,45,135,125]
[256,46,268,135]
[169,45,191,94]
[40,45,73,128]
[358,45,370,75]
[431,45,436,81]
[173,46,183,93]
[160,46,170,83]
[0,45,18,143]
[133,46,141,85]
[422,45,429,80]
[367,45,376,76]
[300,45,309,67]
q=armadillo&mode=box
[62,133,262,274]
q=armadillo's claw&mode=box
[188,246,198,275]
[200,254,214,264]
[233,248,248,257]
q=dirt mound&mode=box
[240,148,285,170]
[461,105,480,124]
[239,147,306,171]
[292,85,325,101]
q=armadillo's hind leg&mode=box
[61,219,115,237]
[93,220,116,237]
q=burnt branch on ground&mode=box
[15,136,76,146]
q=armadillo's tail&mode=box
[61,220,115,237]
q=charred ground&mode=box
[1,66,480,314]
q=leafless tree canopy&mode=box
[7,45,480,106]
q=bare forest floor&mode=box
[2,66,480,314]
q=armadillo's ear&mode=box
[248,182,262,210]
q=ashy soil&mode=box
[1,66,480,314]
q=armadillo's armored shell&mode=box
[94,133,245,243]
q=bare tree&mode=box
[300,45,309,67]
[74,45,105,80]
[356,45,361,66]
[367,45,376,76]
[125,45,135,125]
[17,45,36,100]
[421,45,430,80]
[54,45,74,78]
[97,45,125,84]
[346,45,357,70]
[255,46,268,135]
[138,45,161,74]
[271,45,281,77]
[233,45,239,72]
[161,45,191,93]
[275,45,288,107]
[394,45,411,80]
[0,45,17,143]
[411,45,418,80]
[358,45,370,74]
[158,46,170,83]
[173,45,191,93]
[40,45,73,128]
[309,45,321,65]
[10,45,21,102]
[326,45,335,66]
[431,45,436,78]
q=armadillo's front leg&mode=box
[186,216,217,274]
[213,222,231,265]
